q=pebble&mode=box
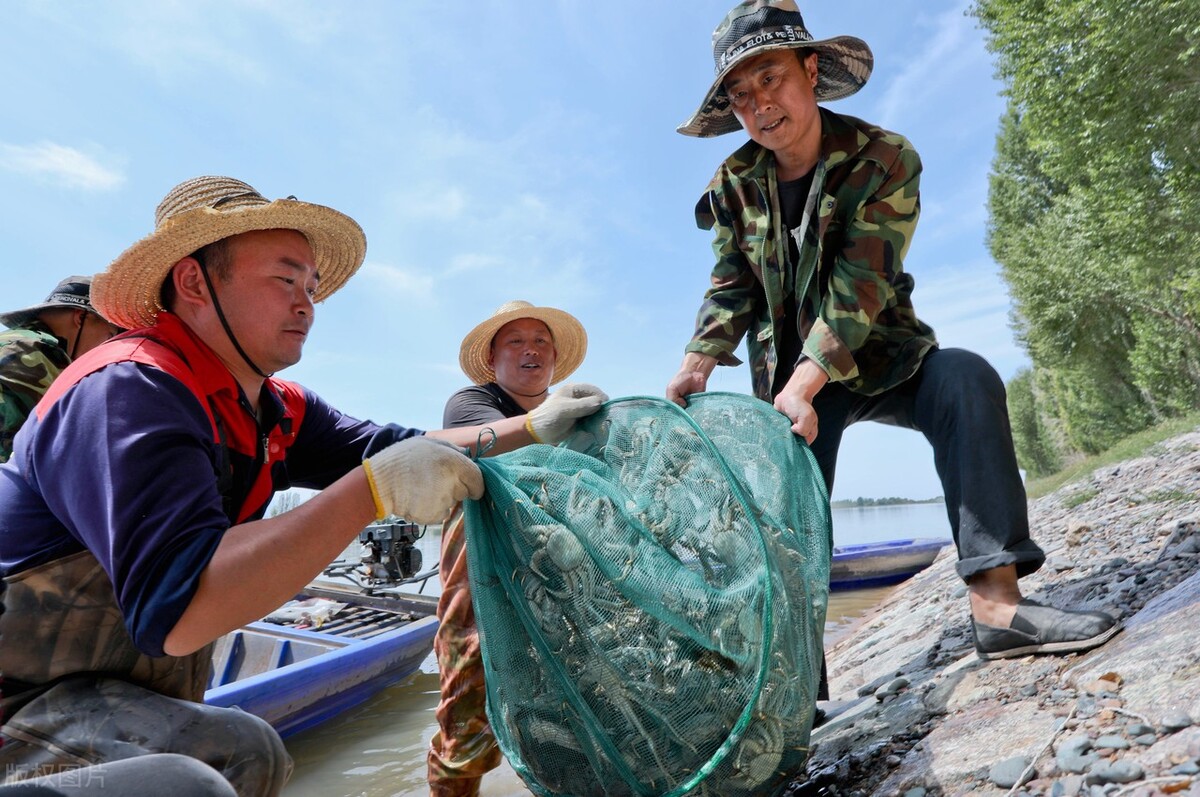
[874,676,909,701]
[1093,734,1129,750]
[1051,775,1084,796]
[988,755,1033,788]
[1056,736,1098,774]
[1085,760,1144,784]
[1161,711,1195,732]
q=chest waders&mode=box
[0,550,214,714]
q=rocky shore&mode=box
[787,427,1200,796]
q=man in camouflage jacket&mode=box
[668,0,1118,662]
[0,276,120,462]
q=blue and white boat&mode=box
[829,537,952,592]
[205,521,439,738]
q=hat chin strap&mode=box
[199,263,273,380]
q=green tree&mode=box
[1006,368,1059,477]
[973,0,1200,461]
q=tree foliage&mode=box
[973,0,1200,465]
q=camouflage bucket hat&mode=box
[0,275,97,329]
[92,176,367,330]
[677,0,873,138]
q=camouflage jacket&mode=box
[684,108,938,400]
[0,323,69,463]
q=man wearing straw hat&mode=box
[0,176,604,795]
[667,0,1117,671]
[0,275,122,463]
[430,300,590,797]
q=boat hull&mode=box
[205,595,438,738]
[829,537,951,592]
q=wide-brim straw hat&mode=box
[0,275,96,329]
[459,300,587,386]
[92,175,366,330]
[677,0,873,138]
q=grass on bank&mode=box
[1025,410,1200,500]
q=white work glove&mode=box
[525,383,609,445]
[362,436,485,523]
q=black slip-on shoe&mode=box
[972,599,1121,660]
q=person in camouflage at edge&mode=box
[0,276,122,462]
[431,301,592,797]
[667,0,1119,669]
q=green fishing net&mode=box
[463,392,832,796]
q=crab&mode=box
[726,714,786,792]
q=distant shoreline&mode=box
[830,496,945,508]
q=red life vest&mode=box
[38,313,307,524]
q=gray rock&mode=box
[1085,760,1145,784]
[1056,735,1098,774]
[1132,733,1157,746]
[1053,774,1085,796]
[901,789,927,797]
[1161,711,1195,732]
[988,755,1033,788]
[1124,722,1154,736]
[1093,734,1129,750]
[1168,760,1199,776]
[874,677,909,701]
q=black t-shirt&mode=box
[773,168,816,394]
[442,382,526,429]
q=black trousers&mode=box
[803,348,1045,582]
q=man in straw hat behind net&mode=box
[430,300,590,796]
[0,176,605,796]
[0,275,122,463]
[667,0,1118,677]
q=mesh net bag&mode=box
[463,392,831,796]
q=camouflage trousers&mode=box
[427,506,502,797]
[0,675,291,797]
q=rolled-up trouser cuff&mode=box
[955,539,1045,582]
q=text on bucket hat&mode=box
[458,300,587,386]
[0,276,98,329]
[677,0,873,138]
[91,176,367,331]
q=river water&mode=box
[281,503,952,796]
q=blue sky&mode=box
[1,0,1022,502]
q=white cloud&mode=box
[875,2,988,130]
[26,1,349,89]
[358,261,437,301]
[0,142,125,191]
[918,179,991,244]
[913,263,1029,378]
[444,252,506,277]
[389,183,469,222]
